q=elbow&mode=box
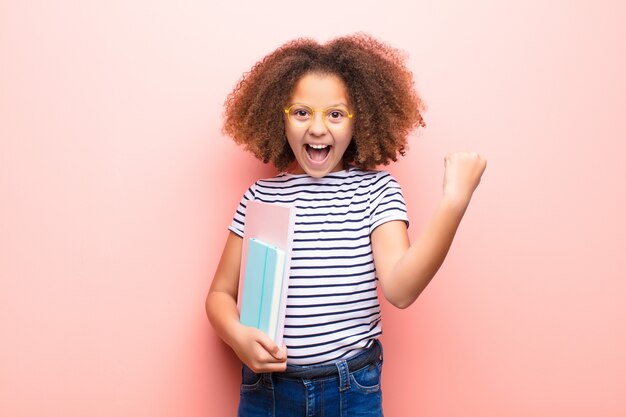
[205,293,213,322]
[380,272,432,309]
[205,291,219,324]
[389,297,415,310]
[383,289,418,310]
[393,300,412,310]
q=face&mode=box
[284,73,354,178]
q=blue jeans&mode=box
[238,340,384,416]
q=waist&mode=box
[279,339,383,379]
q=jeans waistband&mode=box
[279,340,382,379]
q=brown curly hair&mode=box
[223,33,426,171]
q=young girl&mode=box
[206,33,486,416]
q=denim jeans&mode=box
[238,340,384,417]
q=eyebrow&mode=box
[289,102,350,109]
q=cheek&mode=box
[338,129,354,148]
[285,131,300,153]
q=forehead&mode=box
[290,73,349,107]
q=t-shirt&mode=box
[229,167,409,365]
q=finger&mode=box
[268,345,288,362]
[265,361,288,373]
[260,345,288,363]
[254,360,288,374]
[277,345,288,359]
[255,333,285,360]
[257,349,288,363]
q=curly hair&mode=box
[223,33,426,171]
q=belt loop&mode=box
[336,360,350,392]
[377,339,384,365]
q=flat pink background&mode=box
[1,1,625,416]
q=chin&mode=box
[298,166,327,178]
[307,170,330,179]
[302,161,343,178]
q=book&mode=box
[239,238,286,340]
[237,201,296,345]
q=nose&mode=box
[308,111,328,135]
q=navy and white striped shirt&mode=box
[229,167,409,365]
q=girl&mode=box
[206,33,486,416]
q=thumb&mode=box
[255,333,285,360]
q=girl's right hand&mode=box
[231,324,288,373]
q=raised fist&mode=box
[443,152,487,202]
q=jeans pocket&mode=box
[349,361,382,394]
[240,365,264,392]
[238,366,274,417]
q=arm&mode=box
[206,232,287,372]
[372,152,487,309]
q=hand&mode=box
[231,323,288,373]
[442,152,487,203]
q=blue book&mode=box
[237,201,295,346]
[239,238,286,341]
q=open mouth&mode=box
[305,144,331,163]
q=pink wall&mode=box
[1,1,625,416]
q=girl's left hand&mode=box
[442,152,487,203]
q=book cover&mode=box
[237,201,295,345]
[239,238,285,340]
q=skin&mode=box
[284,73,354,177]
[206,72,487,373]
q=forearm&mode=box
[387,195,470,308]
[206,290,242,348]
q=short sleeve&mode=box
[369,171,409,233]
[227,183,257,237]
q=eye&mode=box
[290,107,312,120]
[326,109,348,123]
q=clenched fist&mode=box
[443,152,487,203]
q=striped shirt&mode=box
[229,167,409,365]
